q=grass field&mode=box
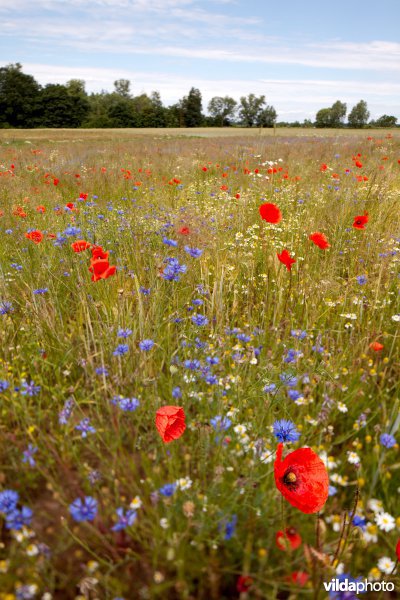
[0,129,399,599]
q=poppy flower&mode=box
[65,202,76,211]
[36,205,46,213]
[276,527,302,551]
[274,443,329,514]
[277,249,296,271]
[91,246,109,260]
[355,160,363,168]
[259,202,282,224]
[369,341,384,352]
[25,230,43,244]
[309,232,330,250]
[396,539,400,561]
[89,259,116,282]
[71,240,91,253]
[178,227,190,235]
[289,572,309,586]
[155,406,186,443]
[353,213,369,229]
[236,575,253,593]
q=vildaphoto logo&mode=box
[323,578,395,594]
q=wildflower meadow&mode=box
[0,128,399,599]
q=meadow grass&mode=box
[0,129,399,599]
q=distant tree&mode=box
[207,96,237,126]
[183,88,203,127]
[107,98,135,127]
[239,94,267,127]
[372,114,398,128]
[165,101,185,127]
[315,101,347,128]
[37,84,89,128]
[303,119,314,128]
[256,105,277,127]
[0,63,41,128]
[348,100,370,128]
[114,79,132,98]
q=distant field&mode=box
[0,130,399,599]
[1,126,398,143]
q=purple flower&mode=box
[184,246,203,258]
[272,419,300,443]
[191,314,208,326]
[59,398,74,425]
[139,339,154,351]
[113,344,129,356]
[111,507,137,531]
[22,444,38,467]
[20,380,41,396]
[0,489,19,514]
[117,328,133,338]
[5,506,33,530]
[159,483,177,497]
[380,433,396,448]
[69,496,98,522]
[75,418,96,438]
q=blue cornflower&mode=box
[161,257,187,282]
[236,333,251,343]
[117,328,133,338]
[22,444,38,467]
[192,298,203,306]
[139,286,151,295]
[0,380,9,392]
[279,373,298,387]
[33,288,48,294]
[184,359,201,370]
[59,398,74,425]
[95,367,108,376]
[288,389,303,401]
[113,344,129,356]
[328,485,337,496]
[69,496,98,522]
[20,380,41,396]
[0,301,14,315]
[0,489,19,514]
[283,349,302,363]
[206,356,219,365]
[191,314,208,326]
[263,383,276,393]
[111,507,137,531]
[380,433,396,448]
[184,246,203,258]
[10,263,23,271]
[290,329,307,340]
[352,515,366,530]
[64,225,81,236]
[159,483,177,497]
[162,237,178,247]
[112,396,140,411]
[210,416,232,432]
[312,344,324,353]
[5,506,33,530]
[272,419,300,443]
[75,418,96,438]
[205,374,218,385]
[139,339,155,351]
[220,515,237,540]
[172,386,182,399]
[356,275,367,285]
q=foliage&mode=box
[348,100,370,129]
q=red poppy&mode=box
[289,571,309,586]
[178,227,190,235]
[259,202,282,224]
[71,240,91,253]
[277,249,296,271]
[369,341,384,352]
[25,230,43,244]
[320,163,328,172]
[36,205,46,213]
[274,443,329,514]
[65,202,76,211]
[236,575,253,593]
[91,246,109,260]
[396,539,400,561]
[79,193,88,200]
[309,232,330,250]
[235,193,240,199]
[355,160,363,168]
[276,527,302,551]
[353,213,369,229]
[155,406,186,443]
[89,259,116,282]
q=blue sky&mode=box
[1,0,399,121]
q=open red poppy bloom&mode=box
[309,232,330,250]
[71,240,91,253]
[236,575,253,593]
[353,213,369,229]
[89,259,116,282]
[178,227,190,235]
[274,443,329,514]
[396,539,400,561]
[277,249,296,271]
[91,246,109,260]
[259,202,282,223]
[65,202,76,211]
[36,205,46,213]
[276,527,302,551]
[155,406,186,443]
[25,230,43,244]
[369,341,384,352]
[289,571,309,586]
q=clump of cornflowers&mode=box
[112,396,140,411]
[0,490,33,530]
[184,246,203,258]
[272,420,300,443]
[69,496,98,522]
[161,257,187,282]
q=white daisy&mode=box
[375,512,395,532]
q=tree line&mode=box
[0,63,397,129]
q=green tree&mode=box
[315,101,347,128]
[256,105,277,127]
[372,114,398,128]
[183,88,203,127]
[114,79,132,98]
[0,63,41,128]
[207,96,237,126]
[239,94,266,127]
[37,84,89,128]
[348,100,370,128]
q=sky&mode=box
[1,0,400,122]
